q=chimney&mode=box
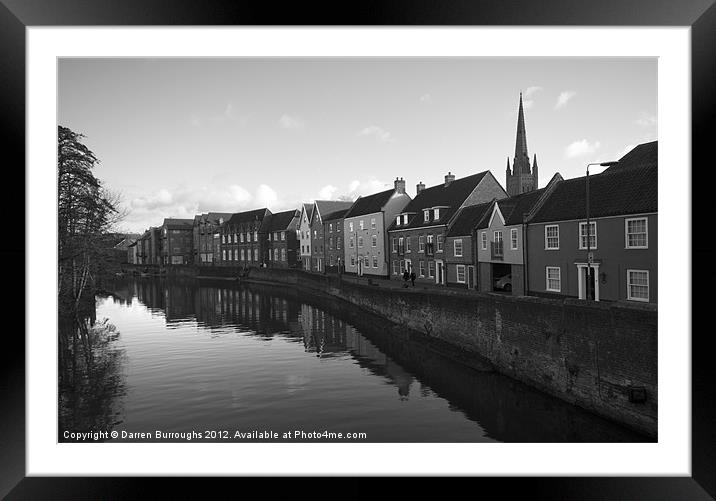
[444,171,456,187]
[394,177,406,194]
[416,181,425,195]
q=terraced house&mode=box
[322,208,350,273]
[193,212,232,265]
[265,209,301,269]
[309,200,354,273]
[219,208,272,268]
[343,177,411,277]
[160,218,194,265]
[298,203,314,271]
[525,142,657,303]
[444,201,492,290]
[387,171,507,285]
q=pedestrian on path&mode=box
[402,269,409,288]
[410,271,416,287]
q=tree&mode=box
[58,125,119,309]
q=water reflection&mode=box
[58,307,127,440]
[61,276,647,442]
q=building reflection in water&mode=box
[107,276,645,442]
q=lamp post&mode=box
[585,160,619,300]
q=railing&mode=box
[491,241,504,260]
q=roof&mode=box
[480,188,547,229]
[323,208,351,222]
[266,209,300,231]
[606,141,657,172]
[301,203,314,223]
[162,218,194,229]
[226,208,270,227]
[528,164,657,223]
[313,200,354,223]
[388,171,490,231]
[343,188,397,218]
[195,212,233,225]
[446,201,493,237]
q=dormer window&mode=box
[434,208,440,220]
[396,216,401,226]
[403,214,408,225]
[423,210,430,222]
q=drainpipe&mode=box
[522,221,529,296]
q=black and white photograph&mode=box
[56,56,658,444]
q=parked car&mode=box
[495,273,512,292]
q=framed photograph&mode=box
[6,0,713,497]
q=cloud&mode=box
[555,91,576,109]
[419,93,432,103]
[190,102,250,127]
[358,125,395,143]
[346,178,390,198]
[255,184,278,207]
[521,86,542,110]
[635,112,657,127]
[565,139,601,158]
[318,185,338,200]
[279,114,306,130]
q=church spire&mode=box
[514,92,529,163]
[506,157,511,176]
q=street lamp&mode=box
[585,160,619,300]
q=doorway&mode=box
[576,263,600,301]
[436,260,444,285]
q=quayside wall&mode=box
[175,265,657,437]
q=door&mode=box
[467,265,475,289]
[577,264,599,301]
[436,260,444,285]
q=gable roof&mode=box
[313,200,354,224]
[528,164,657,223]
[388,171,491,231]
[196,212,233,225]
[300,203,314,224]
[446,201,493,237]
[477,188,547,229]
[162,218,194,229]
[343,188,398,218]
[605,141,657,172]
[226,208,271,227]
[266,209,300,232]
[323,207,351,222]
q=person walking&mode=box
[410,270,416,287]
[402,269,409,288]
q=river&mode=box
[58,276,646,442]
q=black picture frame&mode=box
[4,0,713,498]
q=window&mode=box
[405,236,410,252]
[419,260,425,277]
[546,267,561,292]
[350,236,355,248]
[337,239,341,250]
[313,230,317,239]
[545,225,559,250]
[454,239,463,257]
[428,261,435,278]
[399,260,405,274]
[281,248,286,261]
[626,218,648,248]
[511,228,518,250]
[392,237,397,252]
[437,235,444,252]
[372,256,378,268]
[349,221,354,232]
[222,250,226,261]
[481,232,487,250]
[424,210,430,222]
[579,222,597,249]
[396,216,401,226]
[360,220,364,230]
[372,235,377,247]
[426,234,434,255]
[392,260,398,275]
[627,270,650,301]
[456,264,466,283]
[254,231,258,241]
[434,208,440,220]
[364,255,370,268]
[419,235,425,252]
[329,237,333,250]
[398,237,404,254]
[240,249,245,261]
[403,214,408,225]
[222,235,226,244]
[254,249,259,262]
[268,249,273,261]
[351,255,356,266]
[371,218,376,229]
[358,236,364,247]
[329,223,333,233]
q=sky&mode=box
[58,58,657,233]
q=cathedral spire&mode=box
[514,92,529,162]
[506,157,511,176]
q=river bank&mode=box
[128,264,657,438]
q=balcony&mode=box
[491,241,504,260]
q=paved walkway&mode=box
[338,273,508,298]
